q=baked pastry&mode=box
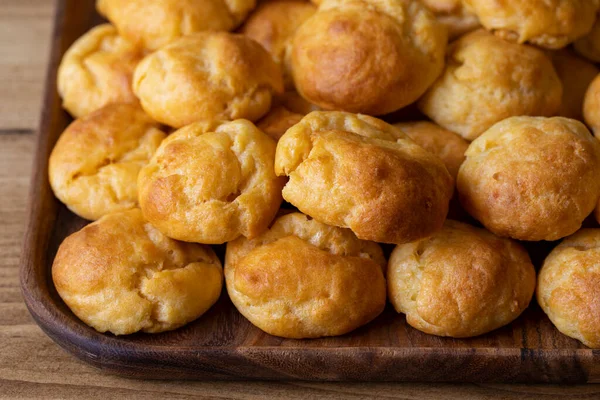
[225,212,386,338]
[550,49,599,121]
[49,103,166,221]
[256,105,303,141]
[97,0,256,50]
[457,116,600,242]
[138,119,285,244]
[133,32,284,128]
[537,229,600,348]
[575,17,600,62]
[52,209,223,335]
[57,24,143,118]
[240,0,316,89]
[275,111,453,244]
[418,30,562,141]
[290,0,447,115]
[421,0,480,40]
[393,121,467,181]
[463,0,599,49]
[388,220,535,338]
[583,73,600,136]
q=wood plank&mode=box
[0,0,54,131]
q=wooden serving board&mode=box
[20,0,600,383]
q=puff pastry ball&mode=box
[57,24,143,118]
[225,212,386,338]
[583,74,600,135]
[256,105,303,141]
[421,0,480,40]
[550,50,599,121]
[457,116,600,242]
[132,32,284,128]
[575,18,600,62]
[275,111,454,245]
[138,119,285,244]
[463,0,599,49]
[49,103,166,221]
[290,0,447,115]
[240,0,316,89]
[52,209,223,335]
[97,0,256,50]
[388,220,536,338]
[418,30,562,141]
[537,229,600,348]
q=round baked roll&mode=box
[575,18,600,62]
[225,212,386,338]
[49,103,166,221]
[463,0,598,49]
[97,0,256,50]
[537,229,600,348]
[256,105,303,141]
[418,30,562,141]
[133,32,284,128]
[457,116,600,242]
[549,49,599,121]
[138,119,285,244]
[388,220,536,338]
[275,111,454,245]
[291,0,447,115]
[421,0,480,40]
[57,24,143,118]
[240,0,316,89]
[52,209,223,335]
[584,73,600,135]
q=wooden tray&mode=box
[20,0,600,383]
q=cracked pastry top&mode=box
[225,212,386,339]
[49,103,166,221]
[290,0,447,115]
[132,32,284,129]
[420,0,480,40]
[57,24,144,118]
[457,116,600,242]
[537,229,600,348]
[52,208,223,335]
[138,119,285,244]
[240,0,316,89]
[418,30,562,141]
[274,111,454,245]
[388,219,535,338]
[463,0,599,49]
[97,0,257,51]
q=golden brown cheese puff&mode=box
[138,119,285,244]
[463,0,599,49]
[97,0,256,51]
[57,24,143,118]
[538,229,600,348]
[240,0,316,89]
[421,0,480,40]
[583,73,600,135]
[49,103,166,221]
[575,18,600,63]
[549,49,599,121]
[457,116,600,242]
[418,30,562,141]
[133,32,284,129]
[256,105,303,141]
[52,209,223,335]
[225,212,386,339]
[388,220,535,338]
[290,0,447,115]
[275,111,454,245]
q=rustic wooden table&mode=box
[3,1,600,398]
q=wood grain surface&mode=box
[3,0,600,397]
